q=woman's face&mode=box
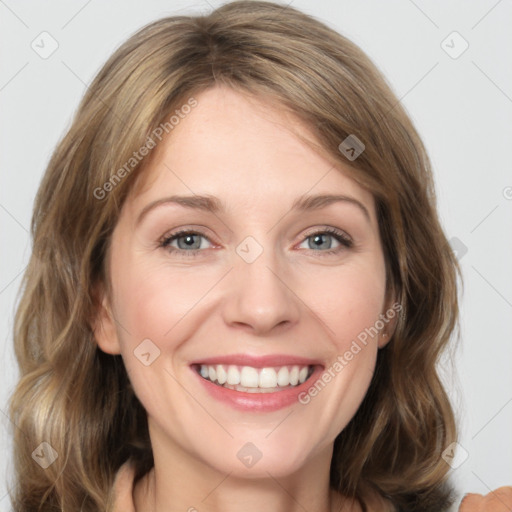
[95,86,393,479]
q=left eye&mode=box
[159,228,352,257]
[297,229,352,253]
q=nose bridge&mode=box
[223,233,300,333]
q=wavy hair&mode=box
[8,1,461,510]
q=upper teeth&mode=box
[199,364,311,388]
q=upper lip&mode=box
[190,354,324,368]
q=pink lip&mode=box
[189,353,324,368]
[189,356,325,413]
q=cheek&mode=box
[298,259,385,412]
[303,261,386,344]
[109,257,206,416]
[295,268,385,436]
[111,248,211,343]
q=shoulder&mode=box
[111,460,137,512]
[459,486,512,511]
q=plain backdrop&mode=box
[1,0,511,510]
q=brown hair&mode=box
[8,1,461,511]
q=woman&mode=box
[8,1,512,511]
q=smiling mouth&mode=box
[193,363,316,393]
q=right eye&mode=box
[159,230,214,257]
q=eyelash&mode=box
[158,227,353,258]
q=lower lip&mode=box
[191,365,324,412]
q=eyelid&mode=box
[301,225,352,244]
[158,224,217,244]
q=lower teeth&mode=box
[219,382,297,393]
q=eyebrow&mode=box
[136,193,371,226]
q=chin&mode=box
[201,438,315,479]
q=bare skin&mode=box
[94,85,396,512]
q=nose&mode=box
[222,242,301,336]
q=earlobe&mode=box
[378,332,392,349]
[378,294,400,349]
[90,283,122,355]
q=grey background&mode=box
[1,0,511,509]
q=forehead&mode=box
[127,86,375,219]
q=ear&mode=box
[378,291,401,349]
[90,281,122,355]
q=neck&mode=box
[134,471,360,512]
